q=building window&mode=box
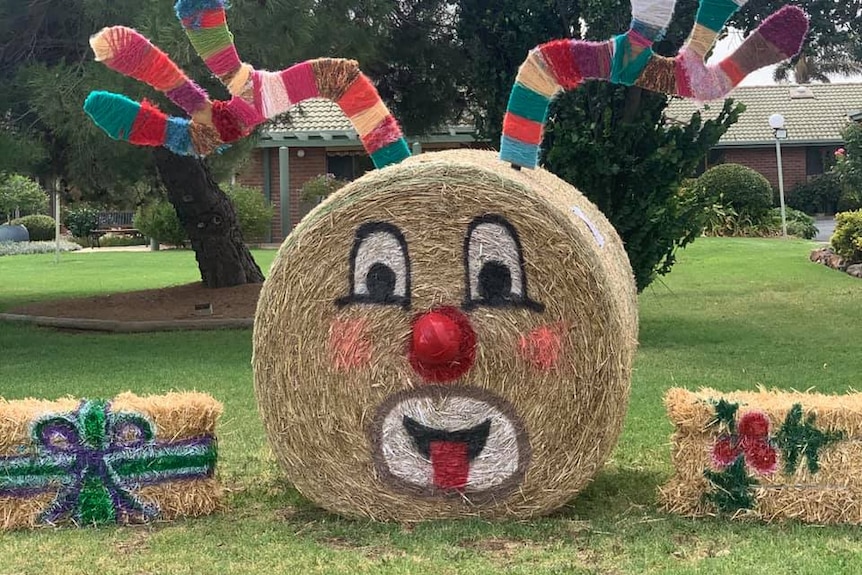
[806,146,836,178]
[695,149,725,176]
[326,154,374,181]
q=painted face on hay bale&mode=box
[82,0,807,520]
[253,149,638,519]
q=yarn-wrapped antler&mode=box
[83,0,410,168]
[499,0,809,168]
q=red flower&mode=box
[743,438,778,475]
[711,436,741,469]
[737,411,770,439]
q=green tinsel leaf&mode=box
[80,399,109,450]
[704,457,757,514]
[710,399,739,433]
[775,404,844,475]
[78,474,115,525]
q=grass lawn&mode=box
[1,239,861,574]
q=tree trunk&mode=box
[153,148,264,288]
[622,86,642,124]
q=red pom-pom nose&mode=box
[409,307,476,382]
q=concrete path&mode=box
[75,245,152,253]
[814,217,836,243]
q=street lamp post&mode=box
[769,113,788,238]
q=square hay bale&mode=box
[660,387,862,524]
[0,391,222,529]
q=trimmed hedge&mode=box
[695,163,774,221]
[11,214,55,241]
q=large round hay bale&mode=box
[253,149,637,520]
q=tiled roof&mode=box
[261,98,476,141]
[265,99,353,133]
[664,83,862,146]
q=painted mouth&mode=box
[370,386,530,500]
[402,416,491,490]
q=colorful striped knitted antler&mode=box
[84,0,410,168]
[499,0,809,168]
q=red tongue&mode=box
[430,441,470,490]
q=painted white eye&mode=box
[463,215,544,311]
[337,222,411,308]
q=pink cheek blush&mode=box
[518,323,565,370]
[329,318,373,371]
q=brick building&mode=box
[236,99,479,243]
[238,84,862,241]
[666,83,862,191]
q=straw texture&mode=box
[661,387,862,524]
[253,149,638,520]
[0,392,222,529]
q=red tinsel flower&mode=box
[743,438,778,475]
[737,411,770,439]
[711,436,741,469]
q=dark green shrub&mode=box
[134,201,187,246]
[695,163,774,221]
[543,88,743,292]
[787,172,841,215]
[837,189,862,213]
[11,214,55,240]
[64,206,100,238]
[830,210,862,263]
[833,124,862,213]
[136,188,273,246]
[224,184,273,242]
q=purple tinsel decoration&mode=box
[758,6,809,58]
[166,81,209,115]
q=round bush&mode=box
[831,209,862,263]
[64,206,100,238]
[695,164,774,221]
[224,184,273,242]
[134,201,187,246]
[11,214,55,241]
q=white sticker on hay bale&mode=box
[253,149,638,520]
